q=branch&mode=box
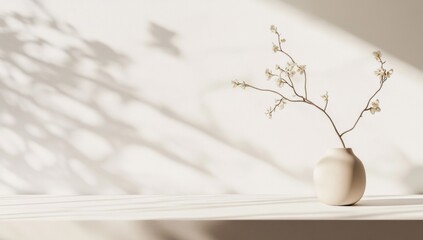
[340,57,388,137]
[234,26,393,148]
[236,80,346,148]
[304,99,346,148]
[275,28,345,146]
[275,30,308,99]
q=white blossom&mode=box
[265,107,273,119]
[276,78,285,87]
[297,64,306,75]
[373,50,382,60]
[321,91,328,102]
[272,43,279,53]
[265,68,273,80]
[370,99,381,114]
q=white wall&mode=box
[0,0,422,194]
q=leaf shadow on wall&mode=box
[147,22,181,57]
[0,0,309,194]
[0,5,215,193]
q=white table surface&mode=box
[1,195,423,220]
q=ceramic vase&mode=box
[313,148,366,206]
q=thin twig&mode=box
[303,71,308,99]
[266,98,285,118]
[244,84,303,103]
[323,98,328,111]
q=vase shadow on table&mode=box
[356,197,423,207]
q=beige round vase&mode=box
[313,148,366,206]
